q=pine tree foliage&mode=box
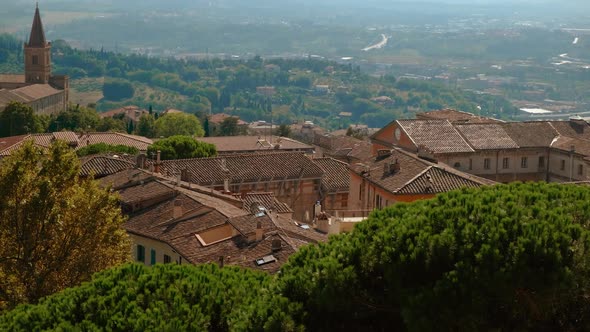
[2,183,590,331]
[0,141,130,310]
[277,182,590,331]
[0,263,301,331]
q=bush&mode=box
[76,143,139,157]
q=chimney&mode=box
[377,149,392,159]
[154,150,161,173]
[391,158,400,173]
[173,199,183,219]
[180,168,189,182]
[271,239,282,252]
[136,153,146,169]
[255,220,263,241]
[383,163,391,175]
[223,178,230,193]
[314,200,322,218]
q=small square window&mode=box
[502,158,509,169]
[136,245,145,262]
[164,255,171,264]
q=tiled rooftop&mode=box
[351,148,493,195]
[0,132,153,156]
[397,119,474,153]
[160,152,324,186]
[417,108,503,124]
[103,169,325,273]
[80,155,134,178]
[312,157,350,193]
[236,192,293,214]
[455,123,519,150]
[197,135,313,153]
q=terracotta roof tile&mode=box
[351,148,493,195]
[501,122,558,147]
[208,113,247,125]
[160,152,324,186]
[312,157,350,193]
[549,120,590,141]
[417,109,503,124]
[197,136,313,153]
[0,75,25,84]
[236,192,293,214]
[397,119,474,153]
[455,123,519,150]
[80,155,134,178]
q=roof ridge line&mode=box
[394,166,433,194]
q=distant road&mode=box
[362,34,388,51]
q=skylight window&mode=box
[255,255,277,266]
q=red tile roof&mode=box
[397,119,474,153]
[417,109,503,124]
[80,155,134,178]
[455,123,519,150]
[208,113,247,125]
[351,148,494,195]
[197,135,313,153]
[312,158,350,193]
[236,192,293,214]
[103,170,325,273]
[160,152,324,186]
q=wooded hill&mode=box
[0,34,518,129]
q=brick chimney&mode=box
[173,199,182,219]
[255,220,263,241]
[391,158,400,173]
[154,150,161,173]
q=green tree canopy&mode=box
[277,182,590,331]
[219,116,240,136]
[147,135,216,160]
[0,102,45,137]
[0,141,130,311]
[0,263,299,331]
[47,105,101,132]
[102,78,135,101]
[76,143,139,157]
[154,113,204,138]
[136,114,156,138]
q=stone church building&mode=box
[0,5,69,114]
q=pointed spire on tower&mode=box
[28,3,47,47]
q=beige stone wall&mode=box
[222,178,321,222]
[28,91,66,115]
[439,148,549,183]
[548,150,590,182]
[129,234,186,265]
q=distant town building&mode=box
[0,5,69,114]
[197,135,315,155]
[256,86,276,97]
[372,110,590,183]
[0,131,152,156]
[100,105,149,124]
[158,152,324,222]
[207,113,248,135]
[100,169,326,272]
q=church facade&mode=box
[0,5,69,114]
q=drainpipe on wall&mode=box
[570,145,575,182]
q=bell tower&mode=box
[24,4,51,84]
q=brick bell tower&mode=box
[24,4,51,84]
